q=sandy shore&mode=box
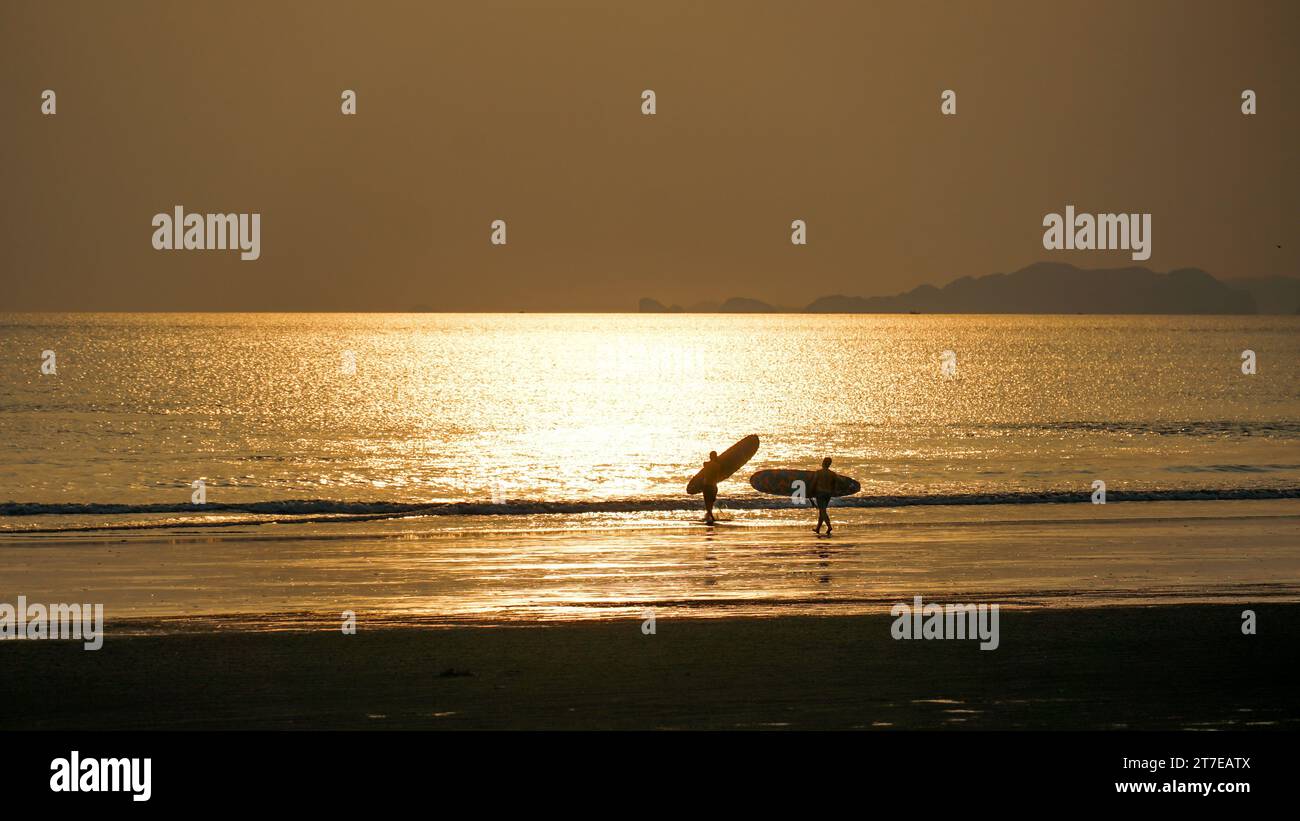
[3,604,1295,730]
[4,501,1296,729]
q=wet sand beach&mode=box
[3,502,1298,730]
[4,500,1298,624]
[3,604,1295,730]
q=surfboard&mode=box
[686,434,760,495]
[748,468,861,498]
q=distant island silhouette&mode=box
[638,296,781,313]
[640,263,1300,315]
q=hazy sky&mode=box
[2,0,1295,311]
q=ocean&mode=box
[2,312,1298,623]
[2,312,1296,530]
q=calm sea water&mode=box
[1,313,1297,534]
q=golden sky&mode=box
[1,0,1295,310]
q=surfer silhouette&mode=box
[702,451,721,524]
[812,457,837,534]
[687,436,759,524]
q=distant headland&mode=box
[639,263,1299,315]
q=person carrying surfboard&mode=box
[701,451,721,525]
[812,457,837,534]
[686,435,759,525]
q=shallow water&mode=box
[5,501,1297,627]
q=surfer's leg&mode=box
[816,494,832,532]
[704,485,717,523]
